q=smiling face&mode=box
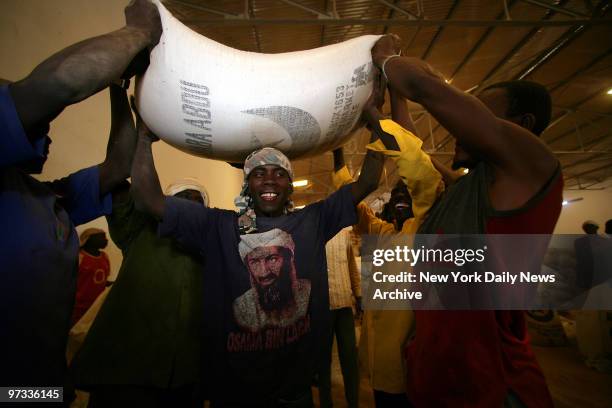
[389,183,413,230]
[247,164,292,217]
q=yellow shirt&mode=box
[334,119,443,393]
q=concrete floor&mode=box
[72,333,612,407]
[314,340,612,407]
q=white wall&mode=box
[555,189,612,234]
[0,0,243,278]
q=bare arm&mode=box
[430,156,461,186]
[350,95,389,204]
[7,0,161,140]
[98,85,138,197]
[372,36,557,185]
[130,118,165,218]
[389,87,417,135]
[388,85,459,187]
[333,147,345,172]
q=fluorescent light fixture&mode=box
[295,204,305,209]
[562,197,583,206]
[463,168,469,174]
[292,179,308,188]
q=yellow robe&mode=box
[334,119,443,393]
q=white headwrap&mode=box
[165,177,209,207]
[238,228,295,262]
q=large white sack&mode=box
[136,0,381,162]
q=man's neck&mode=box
[83,247,101,256]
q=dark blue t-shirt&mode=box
[0,85,112,386]
[159,185,356,405]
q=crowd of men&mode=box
[1,1,566,407]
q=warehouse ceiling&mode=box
[162,0,612,208]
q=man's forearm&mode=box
[131,134,165,218]
[351,126,385,204]
[333,148,345,172]
[389,88,417,135]
[98,85,137,196]
[377,56,507,162]
[9,26,152,137]
[363,106,400,151]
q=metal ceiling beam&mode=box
[169,0,243,18]
[547,115,606,145]
[469,0,572,92]
[434,1,609,149]
[520,0,588,18]
[375,0,419,20]
[421,0,460,60]
[515,25,586,80]
[434,84,611,152]
[548,48,612,93]
[514,0,610,79]
[277,0,333,19]
[182,17,612,26]
[546,86,611,144]
[449,0,519,81]
[382,0,400,35]
[419,0,572,150]
[564,162,612,182]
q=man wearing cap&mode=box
[130,78,395,405]
[72,228,111,325]
[72,178,208,407]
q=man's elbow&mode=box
[134,192,164,218]
[363,178,379,195]
[355,178,379,202]
[131,185,148,211]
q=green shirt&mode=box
[72,194,203,388]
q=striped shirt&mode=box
[326,228,361,310]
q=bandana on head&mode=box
[234,147,294,234]
[165,177,209,207]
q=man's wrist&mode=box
[373,53,397,69]
[138,133,153,145]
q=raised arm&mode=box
[333,147,345,173]
[7,0,161,140]
[98,86,137,197]
[349,78,388,204]
[389,86,459,187]
[389,87,417,135]
[372,36,557,184]
[130,115,165,219]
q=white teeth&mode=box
[261,193,278,199]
